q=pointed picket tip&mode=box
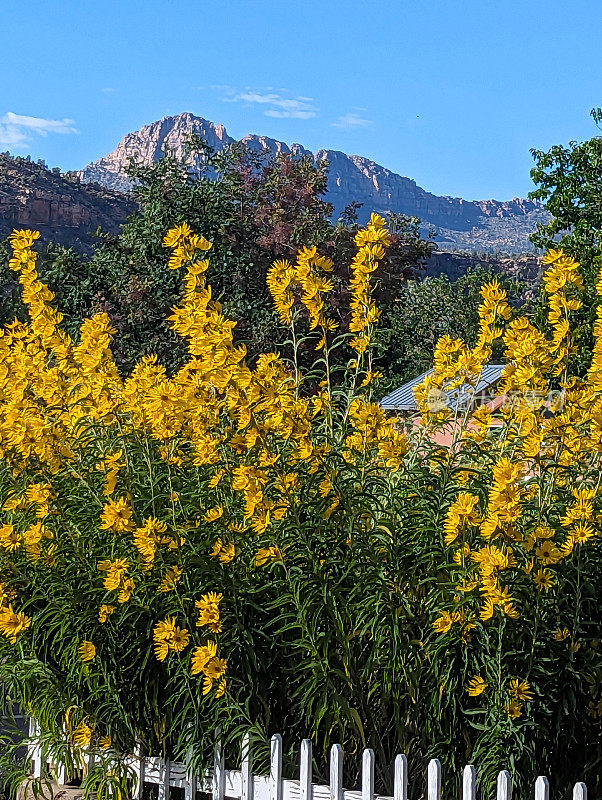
[573,783,587,800]
[361,748,375,800]
[427,759,442,800]
[497,770,512,800]
[393,754,408,800]
[462,765,476,800]
[270,735,283,800]
[300,739,312,800]
[534,776,549,800]
[330,743,343,800]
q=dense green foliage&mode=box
[1,139,534,393]
[0,139,436,378]
[380,269,523,384]
[1,219,602,800]
[529,108,602,373]
[6,122,602,799]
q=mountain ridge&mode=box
[0,152,134,250]
[77,112,550,254]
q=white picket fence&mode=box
[28,723,589,800]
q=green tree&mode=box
[529,108,602,372]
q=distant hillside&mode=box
[0,153,134,249]
[0,151,544,297]
[426,250,542,297]
[78,112,550,254]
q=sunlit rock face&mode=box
[78,112,550,253]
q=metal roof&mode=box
[380,363,505,412]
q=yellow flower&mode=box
[533,568,555,592]
[444,492,481,545]
[508,679,533,701]
[0,605,31,643]
[118,577,135,603]
[98,604,115,623]
[553,627,570,641]
[153,617,189,659]
[466,676,488,696]
[73,722,92,748]
[153,617,176,661]
[209,470,225,488]
[360,370,382,387]
[195,592,222,632]
[255,546,283,566]
[99,558,129,591]
[170,627,190,653]
[204,657,227,681]
[79,641,96,662]
[154,617,176,642]
[163,223,193,248]
[541,248,565,265]
[100,497,134,532]
[191,641,218,675]
[204,506,224,523]
[99,736,111,750]
[213,540,236,564]
[535,540,563,565]
[571,521,595,544]
[505,701,522,719]
[154,640,170,662]
[0,524,22,551]
[432,611,459,634]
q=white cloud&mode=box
[219,89,318,120]
[0,111,78,148]
[265,108,316,120]
[101,87,116,94]
[0,125,28,147]
[332,112,373,129]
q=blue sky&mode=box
[1,0,601,201]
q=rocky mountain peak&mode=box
[77,112,550,253]
[78,113,235,192]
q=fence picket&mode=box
[393,754,408,800]
[241,733,253,800]
[497,770,512,800]
[427,759,441,800]
[463,766,476,800]
[330,744,343,800]
[28,718,42,779]
[133,742,144,800]
[270,734,282,800]
[185,747,197,800]
[84,746,95,776]
[22,720,591,800]
[534,776,549,800]
[158,758,170,800]
[300,739,312,800]
[55,755,67,786]
[362,749,375,800]
[214,737,225,800]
